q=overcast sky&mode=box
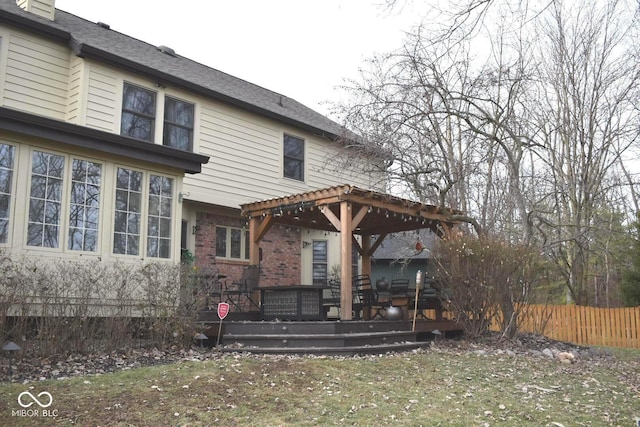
[55,0,427,117]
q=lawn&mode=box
[0,344,638,426]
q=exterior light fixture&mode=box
[194,333,208,349]
[2,341,21,380]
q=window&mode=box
[27,151,64,248]
[121,83,156,142]
[68,159,102,251]
[283,134,304,181]
[216,226,249,260]
[163,97,194,151]
[147,175,173,258]
[113,168,143,255]
[0,143,15,244]
[313,240,328,285]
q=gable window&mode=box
[312,240,328,285]
[27,151,64,248]
[216,226,249,260]
[121,83,156,142]
[163,97,194,151]
[0,143,15,244]
[68,159,102,251]
[113,168,143,255]
[283,134,304,181]
[147,175,173,258]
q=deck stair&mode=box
[214,320,440,356]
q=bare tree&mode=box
[331,0,640,305]
[331,10,540,240]
[529,0,640,304]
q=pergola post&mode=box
[361,234,372,277]
[248,216,261,265]
[340,201,353,320]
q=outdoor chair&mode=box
[184,266,225,310]
[413,278,443,320]
[322,279,341,318]
[225,265,260,311]
[207,272,227,308]
[352,274,385,320]
[390,279,410,297]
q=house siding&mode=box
[65,55,83,123]
[16,0,55,21]
[185,101,377,209]
[3,31,69,119]
[85,64,118,132]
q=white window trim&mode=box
[215,225,250,261]
[67,157,104,253]
[282,132,306,184]
[0,141,16,247]
[111,166,176,260]
[119,80,199,152]
[21,148,107,254]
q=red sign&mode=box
[217,302,230,320]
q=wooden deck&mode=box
[197,311,462,355]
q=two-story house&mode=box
[0,0,382,299]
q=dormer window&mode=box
[163,97,194,151]
[121,83,156,142]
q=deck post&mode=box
[340,201,353,320]
[361,234,371,277]
[248,216,261,265]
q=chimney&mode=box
[16,0,55,21]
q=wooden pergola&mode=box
[240,184,464,320]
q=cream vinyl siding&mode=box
[184,100,379,208]
[16,0,55,21]
[3,31,69,119]
[85,64,118,132]
[65,55,83,123]
[305,136,378,189]
[188,102,280,206]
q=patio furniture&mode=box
[322,279,341,318]
[225,265,260,311]
[390,278,410,296]
[352,275,385,320]
[207,273,227,308]
[186,268,226,310]
[260,285,326,321]
[412,278,445,320]
[389,278,411,320]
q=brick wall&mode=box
[194,212,301,287]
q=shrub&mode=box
[431,234,547,339]
[0,254,208,357]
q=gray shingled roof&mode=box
[0,0,347,139]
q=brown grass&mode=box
[0,347,638,426]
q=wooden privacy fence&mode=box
[495,304,640,349]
